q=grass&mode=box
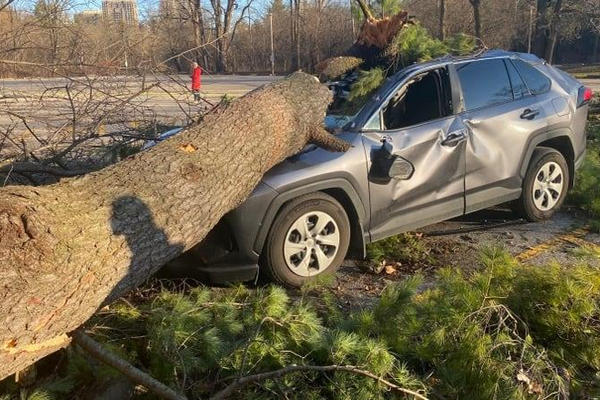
[568,94,600,230]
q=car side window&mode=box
[505,59,528,100]
[456,59,513,111]
[513,59,551,95]
[381,68,451,131]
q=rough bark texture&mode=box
[469,0,482,39]
[315,56,363,80]
[0,72,348,379]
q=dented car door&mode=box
[362,67,466,241]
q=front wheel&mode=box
[261,192,350,287]
[515,148,569,222]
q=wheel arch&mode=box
[254,179,367,259]
[520,130,575,188]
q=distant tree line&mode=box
[0,0,598,77]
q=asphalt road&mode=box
[581,78,600,92]
[0,74,279,92]
[0,75,280,159]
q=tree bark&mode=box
[0,72,348,380]
[469,0,482,39]
[533,0,549,57]
[438,0,446,40]
[544,0,563,64]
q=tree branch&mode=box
[0,0,16,12]
[71,330,188,400]
[209,364,429,400]
[354,0,374,21]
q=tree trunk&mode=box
[533,0,549,58]
[289,0,300,71]
[470,0,481,39]
[438,0,446,40]
[0,72,348,380]
[295,0,301,70]
[544,0,563,64]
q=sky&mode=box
[14,0,275,20]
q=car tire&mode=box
[261,192,351,287]
[514,147,569,222]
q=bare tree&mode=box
[468,0,481,39]
[438,0,446,40]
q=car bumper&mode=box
[575,148,586,171]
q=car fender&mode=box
[519,128,574,181]
[253,178,368,257]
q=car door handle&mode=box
[520,108,540,120]
[441,130,467,147]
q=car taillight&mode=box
[578,86,593,107]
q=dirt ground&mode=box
[332,206,599,310]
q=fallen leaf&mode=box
[516,371,531,385]
[179,143,198,153]
[384,264,397,275]
[529,381,543,395]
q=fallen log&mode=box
[0,72,349,379]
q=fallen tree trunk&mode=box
[0,72,348,379]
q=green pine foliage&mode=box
[443,33,478,56]
[386,24,476,67]
[569,99,600,229]
[366,232,435,265]
[387,24,449,66]
[348,67,385,102]
[6,247,600,399]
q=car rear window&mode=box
[513,59,551,95]
[456,59,513,111]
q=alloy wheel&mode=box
[283,211,340,276]
[532,161,564,211]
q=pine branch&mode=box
[209,364,429,400]
[71,330,188,400]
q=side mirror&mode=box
[389,156,414,180]
[369,139,414,183]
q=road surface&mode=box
[0,75,280,160]
[582,78,600,92]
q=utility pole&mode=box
[270,13,275,75]
[527,5,534,53]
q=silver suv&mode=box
[167,50,591,287]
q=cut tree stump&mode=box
[319,0,411,77]
[0,72,349,380]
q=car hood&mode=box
[259,131,363,192]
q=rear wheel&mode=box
[261,192,350,287]
[514,148,569,222]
